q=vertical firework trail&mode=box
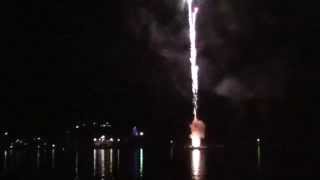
[185,0,206,148]
[187,0,199,119]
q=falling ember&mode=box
[185,0,205,147]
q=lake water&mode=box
[0,145,263,180]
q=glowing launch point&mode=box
[189,118,206,149]
[191,136,201,148]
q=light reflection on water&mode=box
[93,148,121,178]
[191,149,206,180]
[100,149,105,177]
[116,149,120,171]
[3,150,7,171]
[109,148,113,175]
[192,150,201,176]
[257,141,261,170]
[75,152,79,179]
[36,148,40,169]
[51,149,55,169]
[139,148,144,178]
[93,149,97,176]
[0,147,214,180]
[133,148,144,179]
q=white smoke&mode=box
[215,77,253,100]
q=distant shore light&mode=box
[100,135,105,140]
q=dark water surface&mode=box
[0,143,314,180]
[0,145,230,180]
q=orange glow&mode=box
[190,118,205,148]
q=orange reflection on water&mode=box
[191,149,205,180]
[192,149,200,176]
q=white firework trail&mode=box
[185,0,206,148]
[187,0,199,119]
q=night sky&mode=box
[1,0,318,145]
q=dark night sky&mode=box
[1,0,319,143]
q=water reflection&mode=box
[191,149,205,180]
[170,146,174,160]
[100,149,105,177]
[139,148,143,178]
[192,150,201,176]
[75,152,79,180]
[0,145,232,180]
[92,148,118,178]
[109,149,113,175]
[133,148,144,179]
[116,149,120,171]
[93,149,97,176]
[3,150,7,171]
[257,139,261,170]
[36,148,40,169]
[51,149,55,169]
[9,149,13,170]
